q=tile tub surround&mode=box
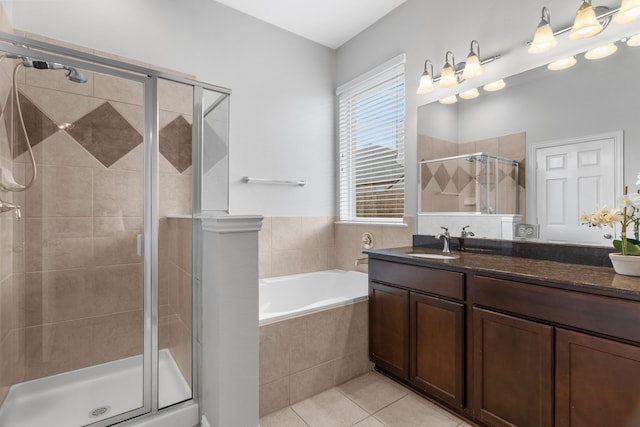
[259,216,415,279]
[259,300,371,418]
[0,37,194,404]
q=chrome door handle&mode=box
[603,233,613,239]
[137,234,144,256]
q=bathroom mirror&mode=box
[417,40,639,243]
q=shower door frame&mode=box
[0,32,231,427]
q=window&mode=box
[337,54,406,223]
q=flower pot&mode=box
[609,253,640,277]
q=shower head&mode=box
[8,54,87,83]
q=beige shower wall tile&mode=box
[475,137,500,155]
[260,377,290,418]
[168,263,192,328]
[24,269,93,327]
[159,78,193,116]
[108,144,143,172]
[167,316,192,388]
[168,218,192,273]
[93,217,143,266]
[24,319,93,380]
[25,218,93,272]
[94,168,143,217]
[0,274,24,339]
[0,217,12,282]
[24,66,95,97]
[19,84,104,127]
[91,310,144,365]
[93,72,144,106]
[92,264,143,316]
[110,100,145,136]
[0,3,13,34]
[499,132,526,160]
[159,173,192,216]
[0,329,25,405]
[25,164,93,217]
[289,359,339,405]
[21,131,104,169]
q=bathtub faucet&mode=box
[0,199,21,219]
[355,257,369,267]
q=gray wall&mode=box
[4,0,336,216]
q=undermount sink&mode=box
[407,253,459,260]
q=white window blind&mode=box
[337,54,406,223]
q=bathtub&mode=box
[258,269,371,417]
[259,269,369,325]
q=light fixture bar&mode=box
[431,54,501,83]
[530,5,617,42]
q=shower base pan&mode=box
[0,349,191,427]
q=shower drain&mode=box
[89,406,111,418]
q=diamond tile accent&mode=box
[421,164,432,190]
[67,102,142,168]
[159,115,192,173]
[452,167,473,193]
[434,163,450,192]
[4,91,58,159]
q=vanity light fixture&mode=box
[461,40,484,79]
[529,7,558,53]
[547,56,577,70]
[459,88,480,100]
[615,0,640,24]
[585,42,618,59]
[439,95,458,104]
[627,34,640,46]
[439,51,459,88]
[570,0,604,40]
[483,79,506,92]
[416,59,435,94]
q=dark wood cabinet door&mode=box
[473,308,553,427]
[369,281,409,379]
[410,292,465,408]
[556,328,640,427]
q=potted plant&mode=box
[581,172,640,276]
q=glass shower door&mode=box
[0,48,150,427]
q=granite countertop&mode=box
[366,246,640,301]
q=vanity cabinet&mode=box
[474,274,640,427]
[369,259,465,408]
[368,253,640,427]
[473,308,553,427]
[555,329,640,427]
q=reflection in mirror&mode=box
[420,152,520,215]
[417,38,639,243]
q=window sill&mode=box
[334,220,408,228]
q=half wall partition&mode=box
[0,32,229,427]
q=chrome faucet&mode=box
[0,200,22,219]
[435,226,451,253]
[461,225,475,238]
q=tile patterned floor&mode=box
[259,371,474,427]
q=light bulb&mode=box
[439,95,458,104]
[547,56,577,71]
[529,8,558,54]
[569,1,604,40]
[439,63,458,88]
[584,43,617,60]
[626,34,640,46]
[615,0,640,24]
[459,88,480,100]
[416,71,435,94]
[483,80,506,92]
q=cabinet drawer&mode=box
[370,259,464,300]
[474,275,640,344]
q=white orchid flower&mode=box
[637,172,640,186]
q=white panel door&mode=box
[536,135,618,245]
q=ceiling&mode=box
[215,0,407,49]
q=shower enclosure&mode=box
[0,32,229,427]
[419,152,520,215]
